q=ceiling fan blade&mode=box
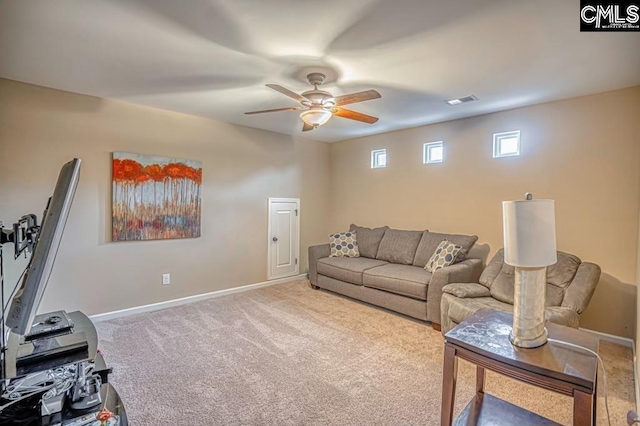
[333,89,381,106]
[266,84,306,102]
[332,107,378,124]
[302,122,315,132]
[245,106,303,115]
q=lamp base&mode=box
[510,266,548,349]
[509,327,548,348]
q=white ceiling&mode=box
[1,0,639,142]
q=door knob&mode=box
[272,237,278,242]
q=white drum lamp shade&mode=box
[502,196,557,348]
[503,199,557,267]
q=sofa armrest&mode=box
[427,258,483,324]
[308,244,331,285]
[442,283,490,299]
[545,307,580,328]
[561,262,601,314]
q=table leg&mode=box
[441,344,458,426]
[574,389,594,426]
[593,377,598,426]
[476,366,485,395]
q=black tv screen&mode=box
[5,159,81,335]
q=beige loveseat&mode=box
[440,248,601,334]
[308,225,483,330]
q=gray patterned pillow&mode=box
[425,240,461,272]
[329,231,360,258]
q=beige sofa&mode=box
[308,225,483,330]
[440,248,601,334]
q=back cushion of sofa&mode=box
[479,249,505,288]
[376,229,423,265]
[412,231,478,267]
[482,249,579,307]
[547,251,581,288]
[349,224,389,259]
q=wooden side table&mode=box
[441,309,599,426]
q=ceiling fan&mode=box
[245,73,381,132]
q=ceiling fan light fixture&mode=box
[246,74,381,131]
[300,109,332,127]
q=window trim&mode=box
[493,130,521,158]
[371,149,387,169]
[423,141,444,164]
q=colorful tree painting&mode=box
[112,152,202,241]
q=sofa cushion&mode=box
[363,264,431,300]
[442,283,491,299]
[425,240,462,272]
[547,252,582,288]
[544,307,580,328]
[376,229,424,265]
[317,257,388,285]
[479,249,506,288]
[329,231,360,258]
[445,295,513,325]
[442,295,580,329]
[481,249,578,307]
[413,231,478,267]
[349,224,388,259]
[487,264,565,307]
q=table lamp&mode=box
[502,194,557,348]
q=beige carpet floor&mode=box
[95,279,635,425]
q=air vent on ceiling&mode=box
[445,95,478,106]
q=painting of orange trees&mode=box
[112,152,202,241]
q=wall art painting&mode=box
[112,152,202,241]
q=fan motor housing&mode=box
[301,89,333,106]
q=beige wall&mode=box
[329,87,640,338]
[2,77,638,339]
[0,78,331,316]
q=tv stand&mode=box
[1,311,128,425]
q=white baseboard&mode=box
[579,327,634,347]
[90,273,307,322]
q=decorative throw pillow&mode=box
[425,240,462,272]
[329,231,360,258]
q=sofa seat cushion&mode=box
[442,295,581,330]
[442,283,491,299]
[445,296,513,325]
[317,257,388,285]
[363,264,431,300]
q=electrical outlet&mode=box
[162,273,170,285]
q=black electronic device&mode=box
[5,158,81,336]
[16,331,89,367]
[25,310,75,340]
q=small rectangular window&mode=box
[423,141,444,164]
[371,149,387,168]
[493,130,520,158]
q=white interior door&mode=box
[268,198,300,280]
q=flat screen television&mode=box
[5,158,81,335]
